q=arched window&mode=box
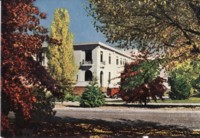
[85,70,93,81]
[100,71,103,87]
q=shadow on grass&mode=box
[62,97,200,109]
[64,103,200,109]
[8,115,199,138]
[104,103,200,109]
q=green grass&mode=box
[155,97,200,103]
[105,97,200,104]
[65,93,80,102]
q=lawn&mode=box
[105,97,200,105]
[155,97,200,103]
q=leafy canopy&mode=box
[47,8,78,94]
[121,59,161,90]
[119,59,167,105]
[2,0,63,131]
[88,0,200,64]
[169,74,191,100]
[168,59,200,99]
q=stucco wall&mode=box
[74,42,133,89]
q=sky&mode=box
[34,0,109,44]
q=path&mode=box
[54,105,200,130]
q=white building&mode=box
[73,42,133,94]
[37,42,134,94]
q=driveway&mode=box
[54,105,200,131]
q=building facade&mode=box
[73,42,133,95]
[37,42,134,95]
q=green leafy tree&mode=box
[168,75,191,100]
[191,60,200,96]
[119,59,167,106]
[192,76,200,96]
[168,59,200,99]
[80,77,105,107]
[88,0,200,63]
[121,59,161,90]
[47,8,78,94]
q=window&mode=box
[116,56,118,65]
[109,54,111,64]
[100,71,103,87]
[108,72,111,84]
[120,58,122,65]
[100,51,103,62]
[85,70,93,81]
[85,50,92,62]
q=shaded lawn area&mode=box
[156,97,200,103]
[105,97,200,104]
[6,116,200,138]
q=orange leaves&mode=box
[13,43,19,48]
[121,71,140,79]
[32,6,39,15]
[32,96,37,102]
[2,0,64,132]
[40,13,47,19]
[1,114,9,131]
[120,76,167,104]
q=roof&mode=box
[74,42,134,59]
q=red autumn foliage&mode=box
[120,77,167,105]
[120,60,143,79]
[119,61,167,106]
[1,0,64,130]
[40,13,47,19]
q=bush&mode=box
[80,78,105,107]
[168,77,191,100]
[65,93,80,102]
[13,86,56,129]
[192,75,200,97]
[31,86,56,121]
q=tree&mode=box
[192,75,200,96]
[191,60,200,96]
[168,59,200,99]
[80,77,105,107]
[168,75,191,100]
[47,8,77,94]
[1,0,63,131]
[119,59,167,106]
[88,0,200,63]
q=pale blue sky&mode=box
[34,0,109,44]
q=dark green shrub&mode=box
[65,93,80,102]
[192,75,200,97]
[168,77,191,100]
[80,78,105,107]
[31,86,56,121]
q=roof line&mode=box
[74,42,134,59]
